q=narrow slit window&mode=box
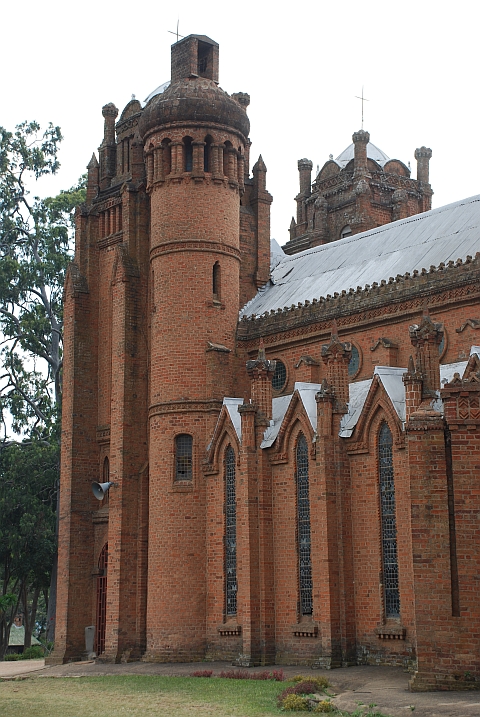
[296,434,313,615]
[213,262,221,301]
[175,434,193,481]
[184,137,193,172]
[379,423,400,618]
[225,446,237,616]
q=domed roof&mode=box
[144,81,170,105]
[139,76,250,140]
[335,141,390,168]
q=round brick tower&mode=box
[139,34,249,660]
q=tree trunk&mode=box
[22,585,41,650]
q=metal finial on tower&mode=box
[355,86,369,130]
[168,19,184,43]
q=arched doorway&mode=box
[95,543,108,655]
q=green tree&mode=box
[0,439,58,658]
[0,121,85,441]
[0,121,86,655]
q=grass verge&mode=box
[0,674,284,717]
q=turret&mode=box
[408,306,443,397]
[99,103,118,189]
[246,340,276,421]
[321,320,352,408]
[86,153,99,204]
[139,34,251,662]
[415,146,432,185]
[352,129,370,179]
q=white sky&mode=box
[3,0,479,245]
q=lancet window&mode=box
[378,422,400,618]
[175,434,193,481]
[296,434,313,615]
[225,446,237,616]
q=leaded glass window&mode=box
[296,434,313,615]
[378,423,400,618]
[272,360,287,391]
[225,446,237,616]
[175,434,192,481]
[348,345,360,376]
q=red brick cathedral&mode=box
[50,35,480,690]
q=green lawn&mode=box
[0,675,285,717]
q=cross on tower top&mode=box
[168,20,184,43]
[355,86,369,130]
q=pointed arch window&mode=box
[296,434,313,615]
[95,543,108,655]
[225,446,237,616]
[378,423,400,618]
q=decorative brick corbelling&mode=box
[238,255,480,342]
[149,399,223,418]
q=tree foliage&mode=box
[0,121,85,442]
[0,439,58,658]
[0,121,85,656]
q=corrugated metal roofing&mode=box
[240,194,480,318]
[8,626,41,646]
[261,383,322,448]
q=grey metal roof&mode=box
[144,81,170,105]
[270,238,285,271]
[261,382,322,448]
[8,625,41,646]
[241,194,480,318]
[223,397,243,441]
[335,141,390,169]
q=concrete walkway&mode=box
[1,659,479,716]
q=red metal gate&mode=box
[95,543,108,655]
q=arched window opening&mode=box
[162,138,171,176]
[95,543,108,655]
[225,446,237,616]
[213,262,221,302]
[223,141,232,177]
[348,345,360,376]
[379,423,400,618]
[340,224,352,239]
[296,434,313,615]
[183,136,193,172]
[204,135,213,172]
[272,360,287,392]
[175,434,193,481]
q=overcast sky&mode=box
[3,0,479,245]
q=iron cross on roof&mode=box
[355,87,369,130]
[168,20,184,43]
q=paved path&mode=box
[1,659,479,716]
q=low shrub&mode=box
[313,700,335,713]
[22,645,44,659]
[293,680,321,695]
[218,668,285,681]
[190,670,213,677]
[293,674,330,690]
[4,653,22,661]
[219,669,250,679]
[282,693,309,711]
